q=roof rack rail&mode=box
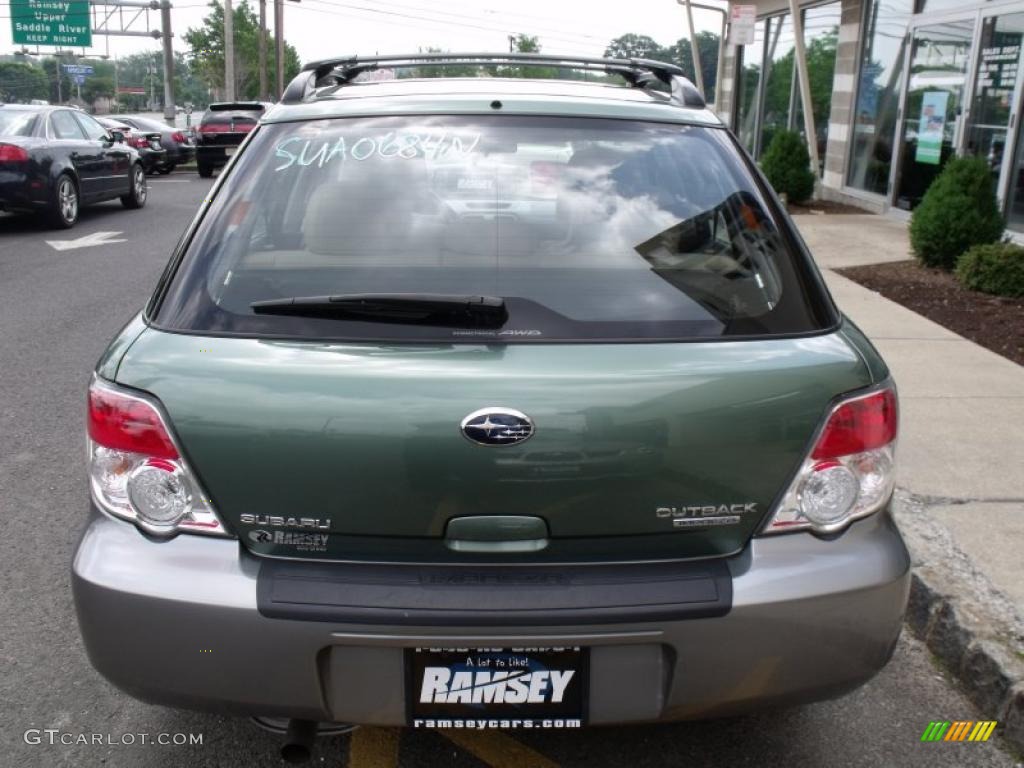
[280,52,705,109]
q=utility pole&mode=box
[160,0,176,121]
[274,0,284,98]
[224,0,235,100]
[259,0,268,100]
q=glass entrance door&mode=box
[964,14,1024,181]
[892,19,975,209]
[977,13,1024,229]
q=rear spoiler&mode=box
[208,102,267,112]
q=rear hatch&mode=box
[198,104,262,146]
[117,331,871,562]
[132,112,864,562]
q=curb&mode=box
[893,491,1024,754]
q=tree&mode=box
[504,33,558,79]
[0,61,49,103]
[761,28,838,154]
[185,0,300,100]
[83,75,115,104]
[40,58,73,104]
[604,34,671,62]
[668,32,720,102]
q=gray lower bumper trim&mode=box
[257,558,732,625]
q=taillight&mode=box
[127,135,147,149]
[87,377,228,537]
[761,385,898,535]
[0,143,29,163]
[172,131,186,143]
[199,123,228,133]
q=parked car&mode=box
[74,54,907,760]
[116,114,195,173]
[194,101,267,177]
[0,104,147,228]
[95,116,166,175]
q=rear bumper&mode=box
[137,148,167,171]
[72,506,910,725]
[0,174,48,211]
[196,145,236,166]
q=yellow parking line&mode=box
[441,730,560,768]
[348,727,400,768]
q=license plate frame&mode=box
[406,646,588,729]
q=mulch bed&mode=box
[838,261,1024,367]
[788,199,872,215]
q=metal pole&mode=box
[160,0,175,121]
[788,0,820,177]
[259,0,267,100]
[224,0,235,100]
[682,0,705,97]
[713,12,725,114]
[274,0,284,98]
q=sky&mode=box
[1,0,727,63]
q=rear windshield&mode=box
[0,111,38,137]
[153,115,834,342]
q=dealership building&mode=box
[710,0,1024,227]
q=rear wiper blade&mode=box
[250,293,508,328]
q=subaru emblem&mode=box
[460,407,535,446]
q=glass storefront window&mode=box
[760,14,797,153]
[848,0,915,195]
[737,20,767,154]
[794,3,841,172]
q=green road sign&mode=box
[11,0,92,48]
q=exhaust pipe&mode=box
[280,719,318,764]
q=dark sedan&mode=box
[195,101,267,177]
[96,116,167,175]
[0,105,147,228]
[116,114,195,173]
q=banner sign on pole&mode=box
[915,91,949,165]
[11,0,92,48]
[730,6,757,46]
[62,64,94,76]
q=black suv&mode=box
[194,101,268,177]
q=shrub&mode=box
[955,242,1024,298]
[909,156,1004,269]
[760,130,816,204]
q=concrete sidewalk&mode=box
[794,212,1024,749]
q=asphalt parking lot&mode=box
[0,173,1019,768]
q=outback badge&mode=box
[656,503,758,529]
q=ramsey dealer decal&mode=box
[248,529,328,552]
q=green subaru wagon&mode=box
[73,53,908,758]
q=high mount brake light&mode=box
[87,377,229,537]
[761,385,898,535]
